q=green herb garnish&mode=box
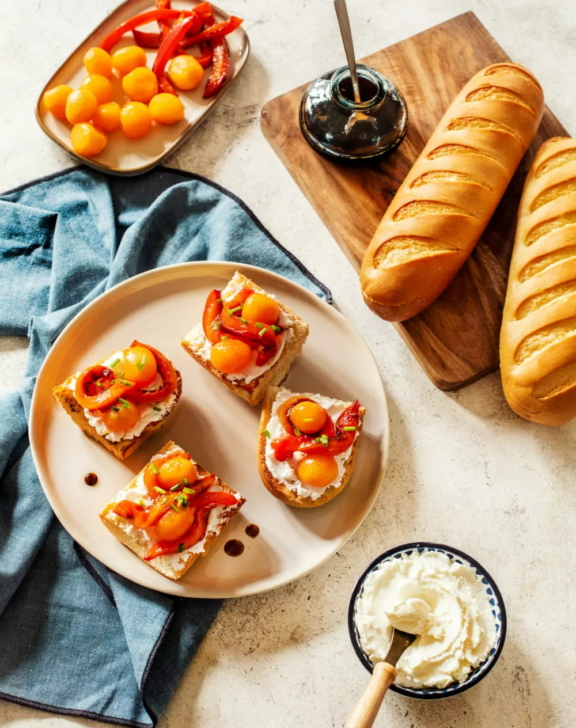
[320,434,329,446]
[240,317,248,324]
[153,406,161,412]
[151,463,159,475]
[170,503,179,513]
[183,487,196,495]
[154,486,167,494]
[178,543,184,553]
[136,354,147,372]
[255,322,263,328]
[263,429,271,438]
[183,477,189,486]
[229,305,243,314]
[109,357,121,368]
[118,397,130,409]
[111,405,120,412]
[215,321,221,331]
[258,328,267,337]
[95,381,104,387]
[271,325,281,332]
[343,426,357,431]
[139,499,145,508]
[170,483,182,492]
[294,427,301,436]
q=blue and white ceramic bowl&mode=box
[348,542,507,699]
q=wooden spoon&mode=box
[345,629,416,728]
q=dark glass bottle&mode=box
[300,64,408,162]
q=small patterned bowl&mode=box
[348,542,507,699]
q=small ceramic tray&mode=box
[35,0,250,175]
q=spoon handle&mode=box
[333,0,361,103]
[344,662,397,728]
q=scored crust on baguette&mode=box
[100,440,246,580]
[258,386,365,508]
[360,62,545,322]
[181,271,309,406]
[53,354,182,461]
[500,137,576,426]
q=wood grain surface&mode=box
[260,11,568,390]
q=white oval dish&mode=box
[35,0,249,175]
[30,262,389,598]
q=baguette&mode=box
[258,387,365,508]
[500,137,576,425]
[100,441,245,580]
[181,272,309,406]
[360,62,544,322]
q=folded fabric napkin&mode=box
[0,166,330,727]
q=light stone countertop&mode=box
[0,1,574,727]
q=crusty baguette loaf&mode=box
[53,369,182,460]
[100,441,245,580]
[500,137,576,425]
[181,272,309,406]
[258,387,365,508]
[360,62,545,322]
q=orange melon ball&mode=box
[43,85,73,120]
[70,123,107,157]
[84,47,113,77]
[65,89,98,124]
[296,453,339,488]
[210,339,252,373]
[290,401,328,434]
[120,102,152,139]
[93,102,121,132]
[242,293,280,325]
[112,45,147,76]
[167,55,204,90]
[158,456,198,490]
[80,75,113,105]
[122,67,158,103]
[149,93,184,125]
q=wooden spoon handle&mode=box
[344,662,397,728]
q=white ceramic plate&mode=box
[36,0,249,175]
[30,263,389,598]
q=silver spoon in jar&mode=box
[345,628,416,728]
[334,0,361,103]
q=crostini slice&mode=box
[100,440,245,581]
[258,386,365,508]
[53,341,181,460]
[181,271,309,406]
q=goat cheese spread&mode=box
[354,551,497,689]
[264,388,357,501]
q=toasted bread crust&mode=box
[100,441,245,580]
[257,387,365,508]
[53,369,182,461]
[181,272,309,406]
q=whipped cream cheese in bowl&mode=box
[348,543,506,699]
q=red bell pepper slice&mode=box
[220,305,277,346]
[194,1,215,26]
[203,38,230,98]
[194,42,214,68]
[152,14,201,80]
[156,0,172,41]
[113,494,177,529]
[125,340,178,404]
[133,28,162,48]
[255,342,279,366]
[189,491,238,508]
[202,289,223,345]
[182,16,243,47]
[145,505,211,560]
[74,365,135,412]
[100,9,193,52]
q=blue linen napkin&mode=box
[0,166,330,726]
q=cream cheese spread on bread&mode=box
[264,389,357,501]
[182,279,294,384]
[354,551,497,689]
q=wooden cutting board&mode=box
[260,11,567,390]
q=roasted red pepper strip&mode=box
[74,365,135,411]
[203,38,230,98]
[194,1,215,26]
[113,494,176,529]
[182,16,243,47]
[189,491,238,508]
[255,343,279,367]
[202,289,223,345]
[152,15,201,80]
[195,42,214,67]
[133,28,162,48]
[271,435,312,462]
[99,9,193,52]
[277,396,315,435]
[125,340,178,404]
[156,0,172,41]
